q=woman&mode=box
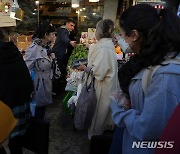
[25,21,56,119]
[78,19,119,139]
[0,29,33,153]
[110,4,180,154]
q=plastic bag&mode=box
[110,89,130,109]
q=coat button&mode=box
[42,70,44,72]
[42,60,44,62]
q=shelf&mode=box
[136,1,166,5]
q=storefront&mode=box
[0,0,179,52]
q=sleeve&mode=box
[24,46,36,70]
[110,75,178,141]
[91,48,110,81]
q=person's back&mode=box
[0,28,33,154]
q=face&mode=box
[66,22,75,32]
[45,32,56,43]
[119,26,141,54]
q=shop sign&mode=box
[0,12,16,27]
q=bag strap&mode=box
[85,70,95,90]
[142,56,180,93]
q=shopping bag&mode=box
[74,71,97,131]
[63,91,74,114]
[52,58,61,80]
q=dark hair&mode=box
[32,21,56,39]
[66,18,76,24]
[96,19,114,39]
[118,4,180,95]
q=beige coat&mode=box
[87,38,119,139]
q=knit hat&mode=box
[0,100,17,143]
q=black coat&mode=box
[52,27,70,60]
[0,41,33,108]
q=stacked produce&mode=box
[68,44,88,67]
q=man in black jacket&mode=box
[52,18,76,79]
[52,18,76,96]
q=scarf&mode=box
[33,38,52,55]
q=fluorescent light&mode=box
[89,0,99,2]
[76,10,80,14]
[72,0,79,8]
[35,0,39,6]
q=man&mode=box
[52,18,76,96]
[52,18,76,80]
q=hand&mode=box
[70,41,77,47]
[124,99,131,109]
[77,62,86,71]
[84,43,90,49]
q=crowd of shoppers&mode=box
[0,3,180,154]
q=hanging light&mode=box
[89,0,99,2]
[72,0,79,8]
[35,0,39,6]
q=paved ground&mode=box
[45,92,90,154]
[23,92,90,154]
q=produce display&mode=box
[68,44,88,67]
